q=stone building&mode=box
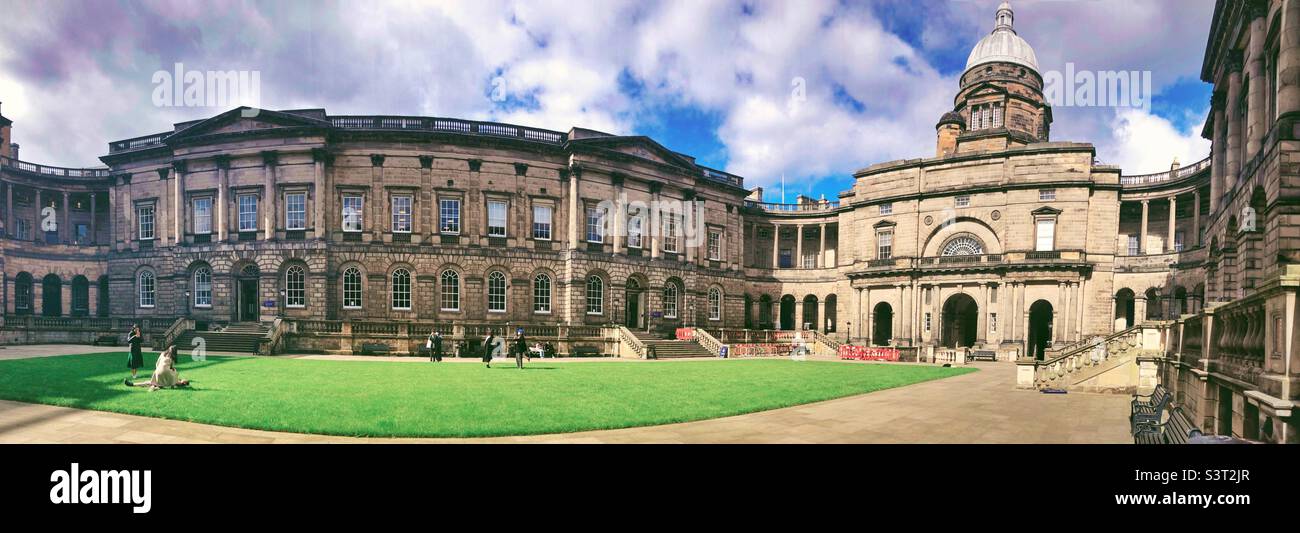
[0,1,1294,441]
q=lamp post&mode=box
[846,321,852,344]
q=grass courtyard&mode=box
[0,352,975,438]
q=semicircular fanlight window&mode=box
[941,236,984,256]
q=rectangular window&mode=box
[955,195,970,208]
[990,313,998,332]
[391,195,412,233]
[779,248,793,268]
[532,205,552,240]
[138,204,155,240]
[924,312,932,332]
[879,202,893,215]
[707,231,721,260]
[877,230,893,259]
[1175,231,1185,252]
[991,103,1002,128]
[802,251,817,269]
[663,214,678,252]
[16,219,30,240]
[439,198,460,234]
[285,192,306,230]
[75,224,89,244]
[342,195,363,232]
[1039,189,1056,201]
[237,195,258,232]
[1035,219,1056,252]
[487,200,507,237]
[193,197,212,234]
[626,213,643,248]
[586,205,605,243]
[1128,235,1140,256]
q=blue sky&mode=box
[0,0,1215,203]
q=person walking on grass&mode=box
[428,330,443,362]
[126,324,144,379]
[482,332,496,368]
[513,331,528,369]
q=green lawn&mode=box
[0,353,975,438]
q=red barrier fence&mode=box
[838,345,900,361]
[675,328,695,340]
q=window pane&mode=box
[238,195,258,231]
[488,271,507,312]
[1036,220,1055,252]
[193,198,212,234]
[343,267,363,308]
[194,268,212,306]
[440,270,459,310]
[488,201,508,237]
[626,214,642,248]
[286,266,305,307]
[392,196,412,233]
[391,269,411,309]
[533,274,551,313]
[532,205,552,240]
[138,205,155,239]
[286,193,306,230]
[586,206,604,243]
[586,276,603,314]
[342,196,364,231]
[439,199,460,234]
[139,272,155,307]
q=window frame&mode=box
[341,195,364,232]
[193,267,212,308]
[391,194,413,234]
[237,194,258,232]
[487,199,508,238]
[390,268,412,310]
[439,269,460,312]
[708,287,722,321]
[663,283,679,319]
[138,271,156,308]
[533,273,552,314]
[487,271,507,313]
[1034,217,1057,252]
[285,265,306,308]
[137,203,156,240]
[342,267,363,309]
[439,197,461,235]
[192,196,213,235]
[285,191,307,231]
[531,204,553,241]
[877,229,893,259]
[585,276,604,315]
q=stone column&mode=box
[1192,189,1201,245]
[977,283,988,345]
[262,151,278,241]
[1140,200,1149,254]
[771,224,779,268]
[568,165,581,250]
[794,298,804,330]
[1246,4,1267,160]
[1168,196,1177,252]
[649,181,661,259]
[173,160,185,244]
[313,150,328,239]
[1076,279,1086,339]
[88,282,99,317]
[215,156,229,243]
[611,174,624,254]
[1055,282,1066,343]
[89,192,96,244]
[861,287,871,344]
[1136,296,1148,325]
[1225,50,1244,192]
[1210,91,1226,213]
[736,212,745,270]
[895,284,904,344]
[795,224,804,268]
[1278,0,1300,116]
[156,168,169,246]
[370,154,384,241]
[818,223,826,268]
[4,182,11,237]
[61,192,70,244]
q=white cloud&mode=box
[1101,108,1211,172]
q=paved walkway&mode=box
[0,345,1133,444]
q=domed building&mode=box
[0,1,1294,441]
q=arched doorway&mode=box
[1114,288,1135,330]
[1174,286,1188,316]
[743,294,754,329]
[1144,288,1162,321]
[802,295,818,330]
[872,302,893,346]
[42,274,62,317]
[758,295,773,329]
[941,293,978,348]
[97,275,110,317]
[779,295,795,330]
[824,294,837,332]
[71,275,89,317]
[14,272,34,315]
[1027,300,1054,360]
[236,263,260,322]
[624,278,646,329]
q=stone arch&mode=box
[70,275,90,317]
[41,273,63,317]
[941,292,978,348]
[823,293,837,332]
[1114,288,1136,330]
[801,294,819,330]
[779,295,796,330]
[921,217,1003,257]
[1027,299,1054,359]
[872,301,894,346]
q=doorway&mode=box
[624,278,644,329]
[1028,300,1054,360]
[941,293,978,348]
[872,302,893,346]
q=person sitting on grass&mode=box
[125,346,190,391]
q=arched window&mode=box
[663,283,679,319]
[193,267,212,307]
[941,235,984,256]
[440,270,460,311]
[708,287,722,321]
[138,271,155,308]
[343,267,362,309]
[285,265,305,308]
[533,273,551,313]
[97,275,109,317]
[14,272,32,315]
[487,271,507,313]
[391,268,411,310]
[71,276,90,316]
[586,276,604,315]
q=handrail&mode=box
[615,325,648,359]
[692,327,725,357]
[1119,156,1210,186]
[744,199,841,213]
[802,329,842,356]
[1030,324,1150,388]
[155,316,191,351]
[0,155,112,178]
[262,318,289,355]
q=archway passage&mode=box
[624,279,645,329]
[1144,288,1162,321]
[42,274,62,317]
[1028,300,1054,360]
[779,295,795,330]
[872,302,893,346]
[824,295,837,332]
[802,295,818,330]
[758,295,773,329]
[71,275,89,317]
[941,293,978,348]
[97,275,110,317]
[236,264,260,322]
[1114,288,1135,330]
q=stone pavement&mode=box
[0,346,1133,443]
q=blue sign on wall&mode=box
[263,300,276,308]
[651,311,663,318]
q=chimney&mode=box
[0,101,12,159]
[1170,157,1180,172]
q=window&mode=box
[391,268,411,310]
[138,204,155,240]
[138,271,155,308]
[343,267,362,309]
[533,274,551,313]
[802,251,817,268]
[440,270,460,311]
[707,231,721,260]
[342,195,363,232]
[1035,219,1056,252]
[990,312,998,332]
[193,197,213,234]
[708,287,722,321]
[626,213,643,248]
[487,271,507,313]
[879,203,893,215]
[924,312,932,332]
[487,200,507,237]
[877,230,893,259]
[990,285,998,304]
[238,194,258,232]
[286,192,306,230]
[1128,235,1140,256]
[285,265,305,307]
[1039,189,1056,201]
[532,205,552,240]
[16,219,30,240]
[193,267,212,307]
[942,235,983,256]
[586,205,605,243]
[391,195,412,233]
[586,276,604,315]
[15,275,31,312]
[75,224,89,244]
[970,103,1001,130]
[663,283,679,319]
[990,103,1002,128]
[439,198,460,234]
[955,195,970,208]
[779,248,793,268]
[1175,231,1185,253]
[663,214,679,252]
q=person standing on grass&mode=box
[428,330,443,362]
[482,332,496,368]
[126,324,144,379]
[513,331,528,369]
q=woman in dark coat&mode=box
[126,325,144,379]
[482,333,495,368]
[513,333,528,369]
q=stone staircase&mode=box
[632,331,713,359]
[173,322,269,354]
[1022,325,1160,393]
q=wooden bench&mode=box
[1130,384,1171,433]
[570,345,601,358]
[359,343,392,355]
[969,350,997,362]
[1134,406,1202,444]
[92,334,121,346]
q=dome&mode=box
[964,2,1038,74]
